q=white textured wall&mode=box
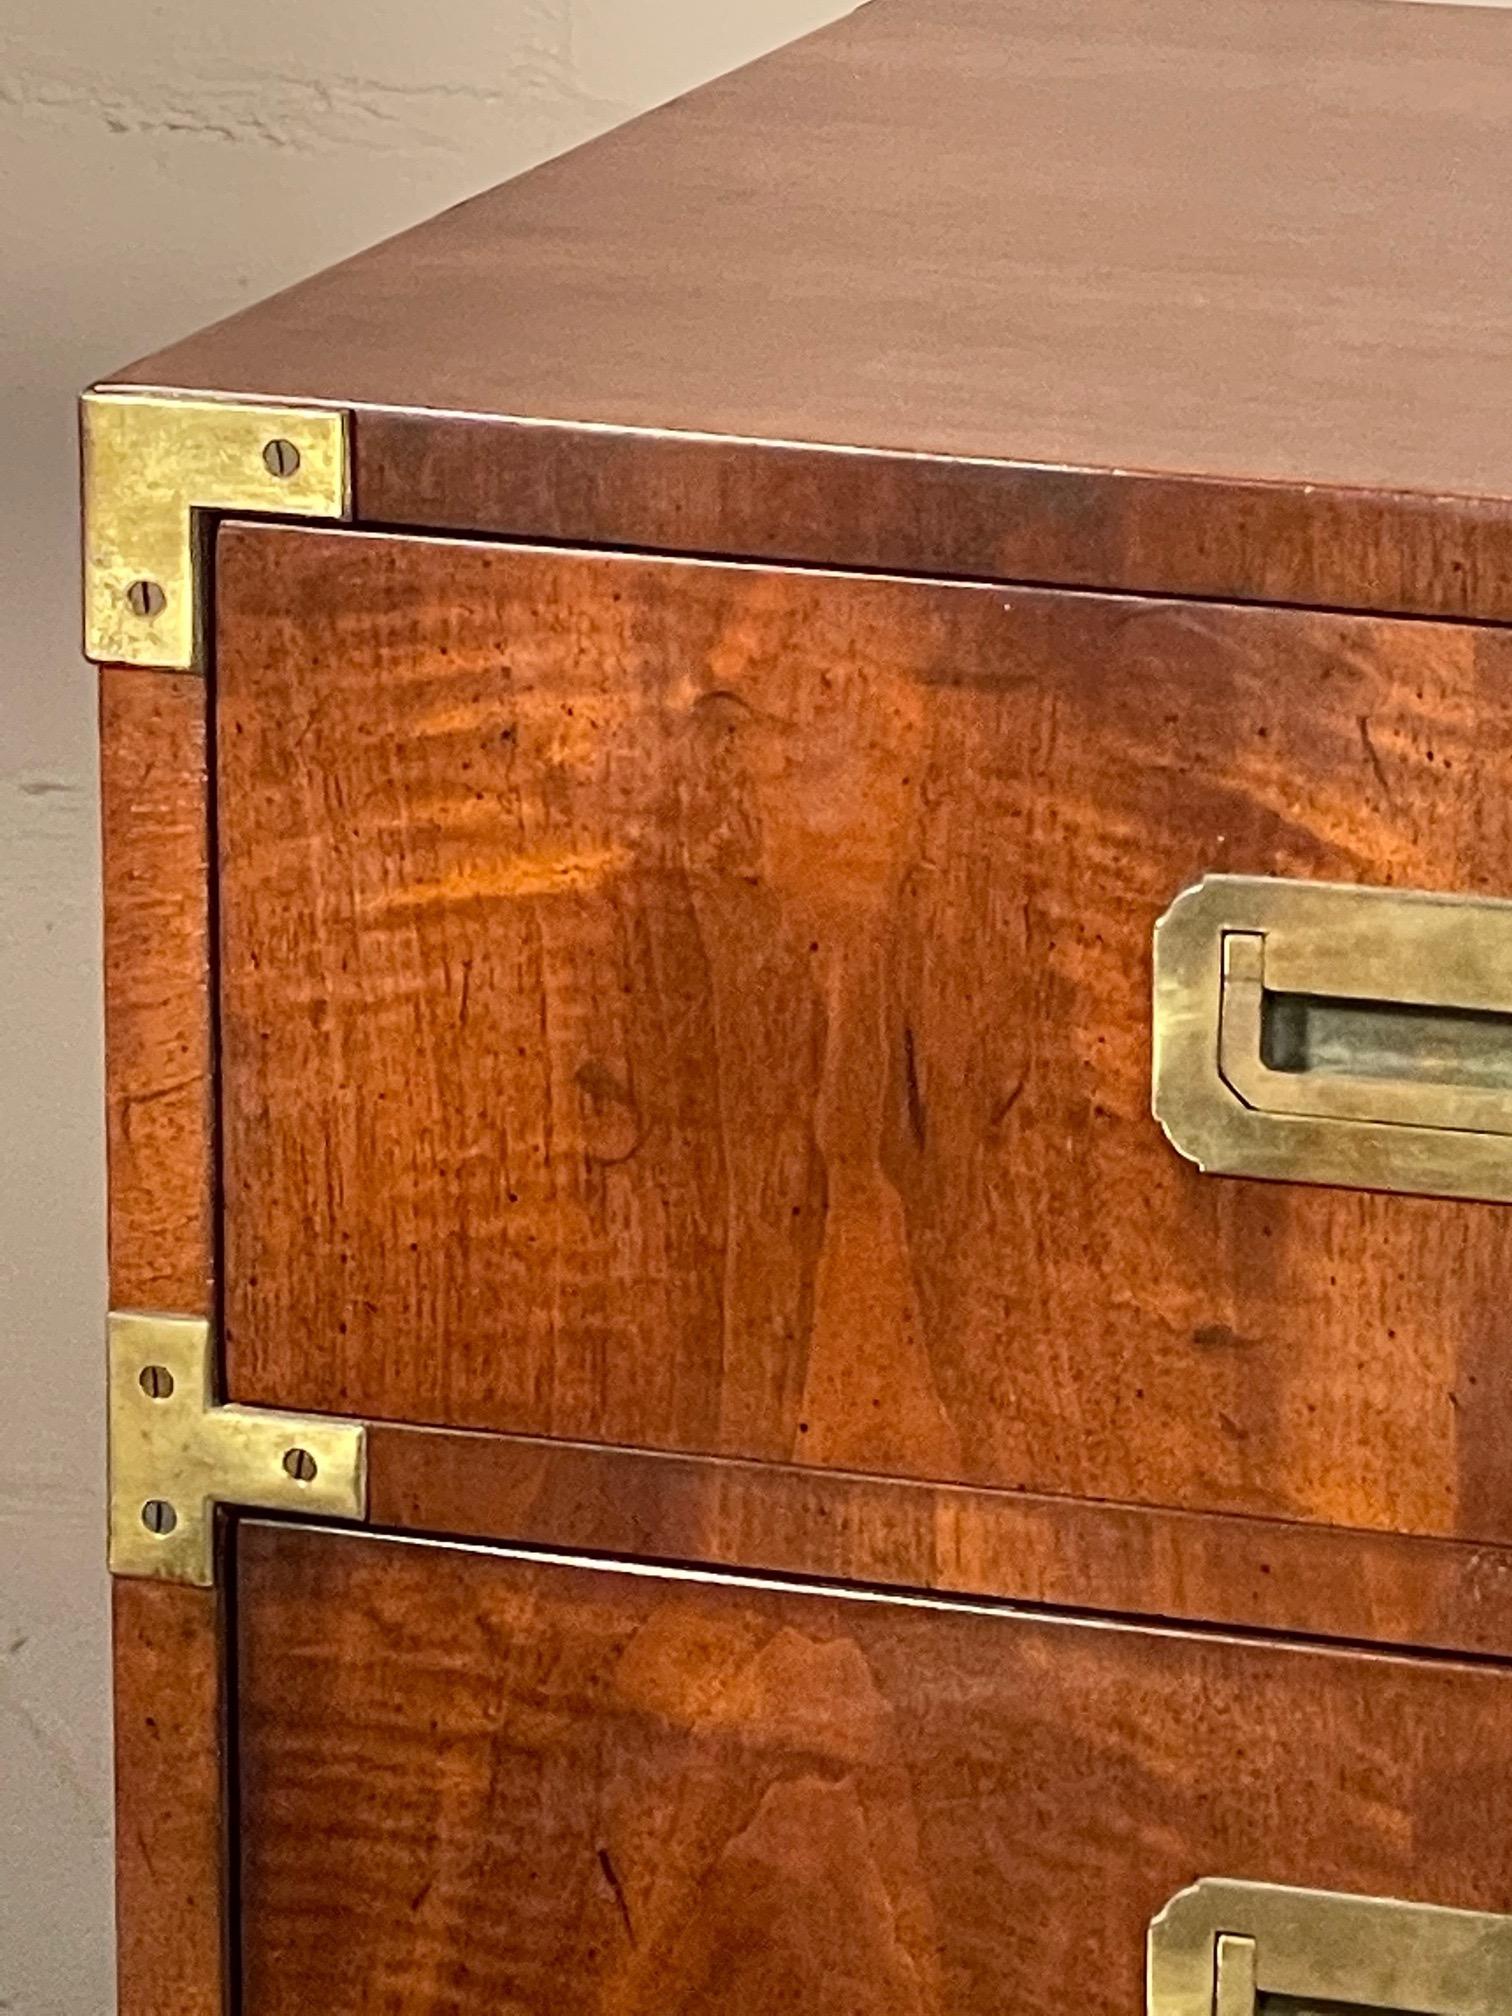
[0,6,848,2010]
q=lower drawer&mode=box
[236,1524,1512,2015]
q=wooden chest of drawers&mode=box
[89,0,1512,2010]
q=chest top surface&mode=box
[106,0,1512,502]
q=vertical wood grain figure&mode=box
[216,527,1512,1544]
[101,666,227,2016]
[111,1580,227,2016]
[101,669,214,1315]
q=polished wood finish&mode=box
[102,665,227,2015]
[368,1423,1512,1663]
[357,412,1512,626]
[236,1525,1512,2016]
[107,0,1512,620]
[217,523,1512,1543]
[98,10,1512,2000]
[112,1579,226,2016]
[100,667,213,1314]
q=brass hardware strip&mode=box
[1218,928,1512,1136]
[1149,1877,1512,2016]
[81,390,351,672]
[1212,1934,1257,2016]
[108,1311,367,1587]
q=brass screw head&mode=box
[138,1364,175,1400]
[262,437,301,478]
[125,579,166,619]
[141,1499,178,1536]
[283,1447,318,1483]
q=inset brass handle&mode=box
[1148,1878,1512,2016]
[1153,875,1512,1202]
[1218,927,1512,1136]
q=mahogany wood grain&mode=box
[368,1424,1512,1664]
[216,525,1512,1545]
[100,6,1512,2001]
[236,1524,1512,2016]
[108,0,1512,619]
[100,667,214,1313]
[356,411,1512,627]
[102,667,226,2015]
[112,1579,227,2016]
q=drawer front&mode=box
[216,523,1512,1540]
[236,1524,1512,2015]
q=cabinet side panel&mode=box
[101,666,214,1311]
[101,665,226,2015]
[112,1579,227,2016]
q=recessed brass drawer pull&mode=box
[1153,874,1512,1202]
[1149,1877,1512,2016]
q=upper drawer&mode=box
[214,523,1512,1542]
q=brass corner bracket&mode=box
[108,1310,367,1587]
[81,389,351,673]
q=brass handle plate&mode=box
[1148,1877,1512,2016]
[1153,875,1512,1202]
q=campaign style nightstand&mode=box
[89,1,1512,2010]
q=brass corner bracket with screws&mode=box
[109,1310,367,1586]
[81,389,351,673]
